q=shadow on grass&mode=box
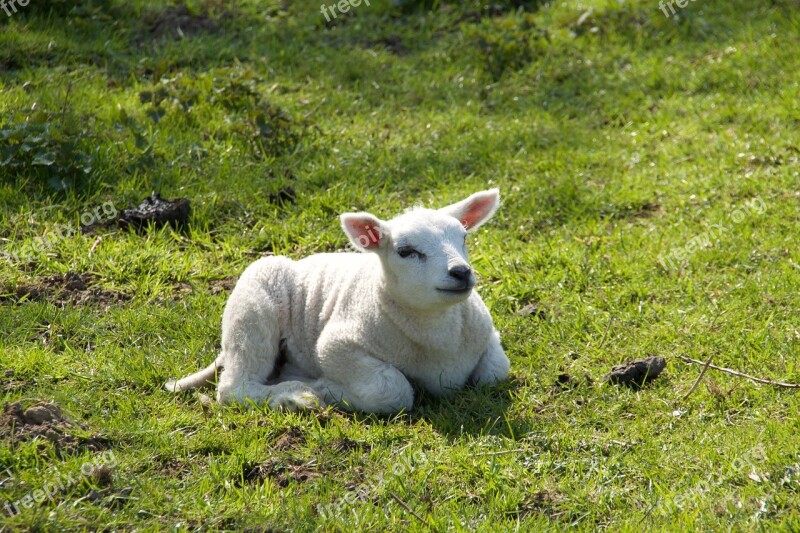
[409,380,523,438]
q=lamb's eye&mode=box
[397,247,423,259]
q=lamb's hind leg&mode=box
[216,265,322,411]
[217,329,322,411]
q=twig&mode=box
[389,492,429,527]
[678,356,800,388]
[592,315,614,349]
[681,353,714,401]
[474,449,526,457]
[176,234,213,250]
[88,236,102,257]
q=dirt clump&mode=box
[274,426,306,451]
[0,401,110,455]
[242,458,318,487]
[118,193,190,231]
[604,356,666,389]
[331,437,368,454]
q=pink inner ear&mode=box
[346,218,381,249]
[461,197,496,229]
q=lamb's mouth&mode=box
[436,286,474,295]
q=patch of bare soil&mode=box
[630,202,663,218]
[156,456,195,480]
[142,4,224,40]
[516,303,547,319]
[76,486,133,510]
[210,276,238,295]
[274,426,306,451]
[268,186,297,206]
[170,276,237,299]
[242,458,319,487]
[0,401,111,455]
[0,272,130,308]
[1,369,29,393]
[331,437,369,454]
[371,35,410,55]
[514,490,566,518]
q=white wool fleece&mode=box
[165,189,510,414]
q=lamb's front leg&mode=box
[312,332,414,414]
[469,329,510,386]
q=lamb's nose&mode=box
[448,266,472,282]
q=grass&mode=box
[1,0,799,530]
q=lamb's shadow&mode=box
[327,377,526,438]
[403,376,528,439]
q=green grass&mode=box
[1,0,800,530]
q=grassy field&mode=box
[1,0,800,530]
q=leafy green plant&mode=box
[139,69,307,158]
[0,109,97,191]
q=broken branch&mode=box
[678,355,800,389]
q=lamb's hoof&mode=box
[164,380,181,392]
[268,390,325,412]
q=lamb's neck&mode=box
[375,288,463,341]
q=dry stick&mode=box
[678,355,800,388]
[594,315,614,349]
[680,307,730,401]
[474,449,526,457]
[681,353,715,401]
[389,492,429,527]
[88,236,102,257]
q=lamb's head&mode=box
[341,189,500,311]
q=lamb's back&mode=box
[284,252,379,358]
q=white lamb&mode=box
[165,189,510,414]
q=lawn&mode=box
[1,0,799,530]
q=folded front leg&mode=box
[312,333,414,414]
[469,329,510,386]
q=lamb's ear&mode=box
[341,212,386,251]
[439,188,500,231]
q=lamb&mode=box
[165,188,510,414]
